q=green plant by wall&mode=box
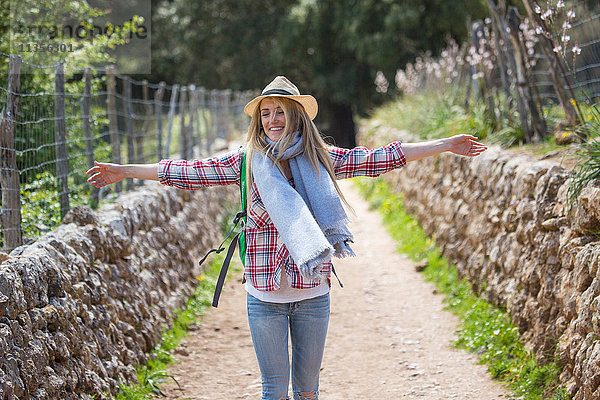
[568,101,600,206]
[354,177,569,400]
[18,171,89,245]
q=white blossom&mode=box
[557,0,565,8]
[572,45,582,55]
[567,10,575,18]
[561,34,570,42]
[541,9,553,20]
[553,44,563,53]
[562,21,572,29]
[375,71,389,93]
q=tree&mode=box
[148,0,292,89]
[275,0,488,147]
[147,0,488,147]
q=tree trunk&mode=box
[521,0,580,126]
[315,99,356,149]
[507,6,547,142]
[487,0,514,122]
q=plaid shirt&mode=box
[158,141,406,291]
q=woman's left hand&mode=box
[446,134,487,157]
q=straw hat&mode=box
[244,76,318,120]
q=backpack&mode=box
[198,152,247,308]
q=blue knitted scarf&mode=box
[252,132,355,281]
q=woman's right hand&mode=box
[86,161,127,188]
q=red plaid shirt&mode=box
[158,142,406,291]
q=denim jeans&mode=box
[246,293,330,400]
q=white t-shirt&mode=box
[245,268,330,303]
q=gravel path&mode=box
[160,180,509,399]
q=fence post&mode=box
[165,84,179,157]
[140,79,150,167]
[235,91,246,134]
[124,77,135,189]
[81,67,99,207]
[210,89,219,146]
[221,90,231,141]
[199,87,210,155]
[0,55,22,252]
[154,81,166,160]
[54,62,70,218]
[189,85,198,158]
[106,66,122,193]
[179,86,188,159]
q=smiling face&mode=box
[260,98,286,141]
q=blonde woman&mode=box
[87,76,486,400]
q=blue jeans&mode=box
[246,293,330,400]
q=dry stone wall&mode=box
[362,123,600,400]
[0,182,236,400]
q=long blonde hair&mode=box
[244,97,350,210]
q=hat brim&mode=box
[244,94,318,120]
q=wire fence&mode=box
[0,53,255,252]
[390,0,600,144]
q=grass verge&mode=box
[115,252,238,399]
[354,177,569,400]
[114,198,243,399]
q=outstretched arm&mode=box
[402,134,487,162]
[86,161,158,188]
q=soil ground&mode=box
[160,180,510,400]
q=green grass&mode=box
[114,198,243,399]
[354,177,569,400]
[367,90,518,143]
[368,91,472,140]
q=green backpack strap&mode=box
[239,152,247,266]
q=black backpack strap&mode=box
[198,211,246,267]
[200,150,248,308]
[212,230,243,308]
[331,265,344,288]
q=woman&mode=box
[87,76,487,400]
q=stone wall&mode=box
[0,182,236,400]
[362,123,600,400]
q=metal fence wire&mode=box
[532,1,600,103]
[0,53,255,252]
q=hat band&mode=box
[262,89,294,96]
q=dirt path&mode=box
[160,180,509,399]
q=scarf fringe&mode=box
[332,240,356,259]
